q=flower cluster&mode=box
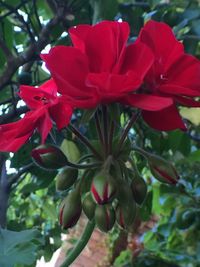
[1,20,200,152]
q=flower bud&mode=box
[59,190,82,229]
[82,192,96,220]
[116,202,136,229]
[32,144,68,170]
[95,204,115,232]
[91,171,116,205]
[131,174,147,205]
[116,182,136,229]
[147,154,179,184]
[56,167,78,191]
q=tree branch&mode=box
[0,37,14,61]
[8,162,34,188]
[0,5,67,90]
[0,154,8,228]
[0,106,28,124]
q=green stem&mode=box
[102,105,108,157]
[66,161,100,170]
[95,111,104,146]
[132,145,149,158]
[115,111,141,157]
[108,121,115,155]
[60,219,95,267]
[68,124,102,160]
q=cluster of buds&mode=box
[31,142,179,232]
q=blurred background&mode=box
[0,0,200,266]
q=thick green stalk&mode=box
[60,219,95,267]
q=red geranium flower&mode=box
[122,20,200,131]
[41,21,173,111]
[0,79,72,152]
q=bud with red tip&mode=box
[82,192,96,220]
[91,171,117,205]
[116,202,136,229]
[147,154,179,184]
[116,182,136,229]
[95,204,115,232]
[32,144,68,170]
[59,190,82,230]
[56,167,78,191]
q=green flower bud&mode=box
[91,171,117,205]
[131,174,147,205]
[116,182,136,229]
[95,204,115,232]
[147,154,179,184]
[59,190,82,230]
[82,192,96,220]
[56,167,78,191]
[116,202,136,229]
[31,144,68,170]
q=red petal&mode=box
[0,112,37,152]
[19,79,57,110]
[37,111,52,143]
[119,42,154,79]
[41,46,95,98]
[86,71,141,102]
[159,84,200,97]
[0,133,32,152]
[49,98,73,130]
[166,54,200,91]
[138,20,184,73]
[69,24,91,52]
[70,21,130,72]
[121,94,173,111]
[174,96,200,107]
[142,105,186,131]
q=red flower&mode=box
[122,20,200,131]
[41,21,172,110]
[0,79,72,152]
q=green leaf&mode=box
[0,229,44,267]
[42,202,57,222]
[60,139,80,163]
[180,107,200,126]
[188,150,200,162]
[168,131,191,156]
[139,191,153,221]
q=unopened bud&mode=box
[82,192,96,220]
[32,144,68,170]
[56,167,78,191]
[116,182,136,229]
[131,174,147,205]
[95,204,115,232]
[116,202,136,229]
[59,190,82,229]
[91,171,116,205]
[148,154,179,184]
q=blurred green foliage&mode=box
[0,0,200,266]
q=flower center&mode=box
[34,95,49,104]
